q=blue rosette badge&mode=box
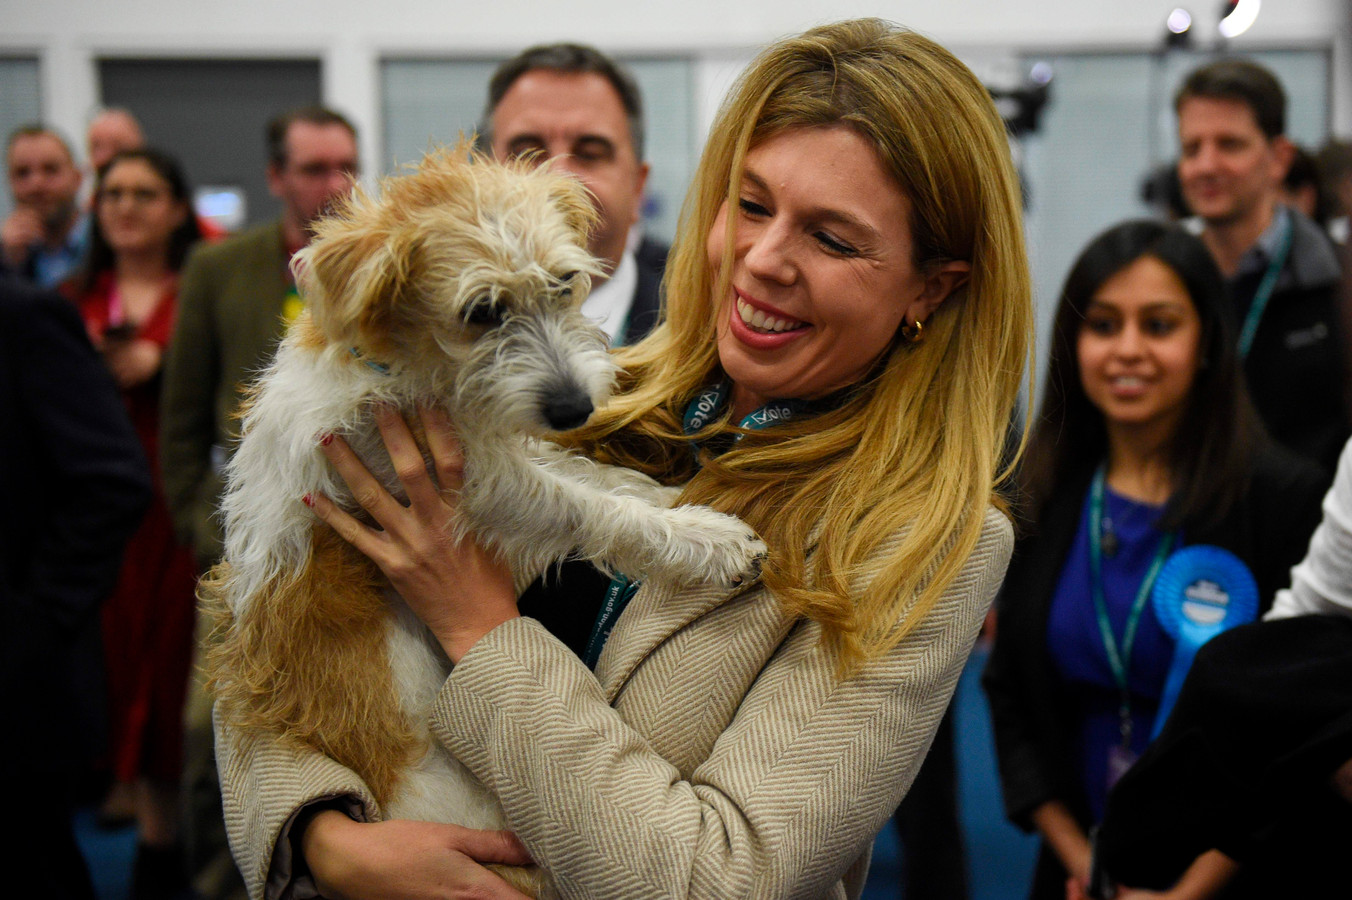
[1149,545,1259,739]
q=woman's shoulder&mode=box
[930,504,1014,599]
[862,503,1013,576]
[979,504,1016,559]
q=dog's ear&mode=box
[296,204,409,352]
[550,176,601,249]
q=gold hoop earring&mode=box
[900,318,925,344]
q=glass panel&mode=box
[0,57,43,222]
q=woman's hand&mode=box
[305,404,519,662]
[103,337,162,388]
[302,811,534,900]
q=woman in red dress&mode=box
[67,147,203,897]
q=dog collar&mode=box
[349,346,392,376]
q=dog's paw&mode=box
[657,505,769,588]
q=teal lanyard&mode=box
[1236,214,1293,360]
[581,381,804,669]
[682,380,806,444]
[581,577,643,669]
[1088,467,1176,747]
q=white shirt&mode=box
[580,249,637,346]
[1268,437,1352,620]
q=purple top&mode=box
[1047,485,1176,821]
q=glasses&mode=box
[99,186,171,206]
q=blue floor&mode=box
[78,643,1037,900]
[77,805,137,900]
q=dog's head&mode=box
[294,142,616,434]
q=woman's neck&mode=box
[114,249,171,285]
[728,383,766,422]
[1103,421,1175,506]
[113,251,172,323]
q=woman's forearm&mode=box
[1030,800,1092,883]
[1167,849,1238,900]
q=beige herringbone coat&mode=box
[218,507,1012,899]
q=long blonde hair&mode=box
[571,19,1032,671]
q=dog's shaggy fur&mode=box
[203,145,766,893]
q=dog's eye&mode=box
[558,271,580,298]
[464,294,502,326]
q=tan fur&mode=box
[204,524,420,805]
[303,146,598,361]
[205,145,603,823]
[204,145,761,899]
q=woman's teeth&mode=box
[737,299,802,333]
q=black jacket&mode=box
[0,279,152,771]
[982,445,1326,897]
[620,237,667,346]
[1233,209,1348,472]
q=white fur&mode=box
[214,152,766,872]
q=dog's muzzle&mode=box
[542,387,595,431]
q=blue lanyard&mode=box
[1088,467,1176,747]
[1236,214,1293,360]
[581,382,803,669]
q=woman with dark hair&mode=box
[65,147,204,897]
[983,220,1326,900]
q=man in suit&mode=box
[484,43,666,346]
[160,106,359,568]
[1,277,151,898]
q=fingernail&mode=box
[301,493,315,507]
[319,433,334,446]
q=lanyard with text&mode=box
[682,380,807,450]
[581,381,804,669]
[1236,213,1293,360]
[1088,466,1176,750]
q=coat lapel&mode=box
[595,578,745,702]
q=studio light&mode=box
[1165,8,1194,49]
[1218,0,1261,39]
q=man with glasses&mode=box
[161,106,358,569]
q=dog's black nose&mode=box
[543,391,594,431]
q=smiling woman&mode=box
[984,220,1329,900]
[709,126,969,418]
[216,19,1033,900]
[1076,255,1202,442]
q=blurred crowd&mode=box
[2,42,1349,900]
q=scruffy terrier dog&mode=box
[204,144,765,896]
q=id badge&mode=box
[1106,743,1138,793]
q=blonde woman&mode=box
[218,19,1032,899]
